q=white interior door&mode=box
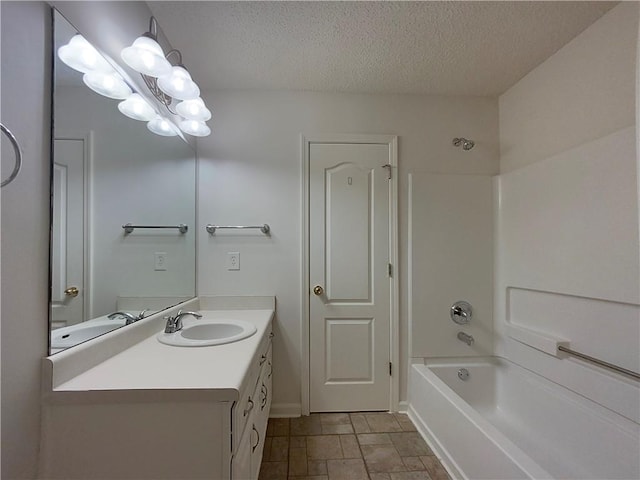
[51,138,85,327]
[309,142,391,412]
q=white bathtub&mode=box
[408,357,639,480]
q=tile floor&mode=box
[260,412,451,480]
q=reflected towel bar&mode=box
[558,346,640,380]
[206,224,270,235]
[122,223,188,234]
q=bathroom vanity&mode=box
[40,297,274,479]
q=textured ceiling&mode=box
[148,1,617,96]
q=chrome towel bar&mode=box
[558,345,640,381]
[122,223,188,234]
[206,224,270,235]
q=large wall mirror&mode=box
[50,9,196,354]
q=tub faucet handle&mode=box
[450,301,472,325]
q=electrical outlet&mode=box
[227,252,240,271]
[154,252,167,271]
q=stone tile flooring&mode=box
[260,413,451,480]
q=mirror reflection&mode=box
[50,10,196,354]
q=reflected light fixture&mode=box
[58,34,113,74]
[148,115,179,136]
[178,119,211,137]
[118,93,157,121]
[176,98,211,121]
[83,71,132,99]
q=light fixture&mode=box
[178,119,211,137]
[176,98,211,121]
[119,16,212,137]
[148,115,179,136]
[58,34,113,74]
[121,36,172,78]
[158,64,200,100]
[83,71,132,99]
[58,17,212,138]
[118,93,157,121]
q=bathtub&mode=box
[408,357,639,480]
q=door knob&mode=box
[64,286,79,297]
[313,285,324,296]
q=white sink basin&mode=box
[51,318,127,349]
[157,319,257,347]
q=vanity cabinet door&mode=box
[233,424,252,480]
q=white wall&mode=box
[496,3,639,422]
[55,87,196,319]
[197,90,499,412]
[499,2,638,173]
[1,2,51,478]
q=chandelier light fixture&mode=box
[57,17,212,138]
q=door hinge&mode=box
[389,362,393,376]
[388,263,393,277]
[382,164,392,180]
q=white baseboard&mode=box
[269,403,302,418]
[397,400,409,413]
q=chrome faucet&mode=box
[164,310,202,333]
[108,310,147,325]
[457,331,474,346]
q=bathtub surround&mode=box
[409,173,494,359]
[495,2,639,422]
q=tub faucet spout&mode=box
[457,331,474,346]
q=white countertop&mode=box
[52,309,273,400]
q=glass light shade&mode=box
[147,116,179,136]
[118,93,157,121]
[176,98,212,121]
[121,36,172,77]
[58,34,113,73]
[83,72,132,99]
[178,119,211,137]
[157,66,200,100]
